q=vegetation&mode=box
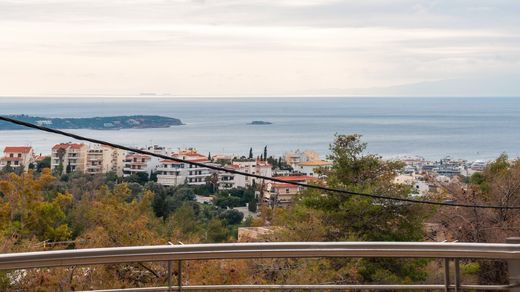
[213,187,256,209]
[434,153,520,284]
[0,170,244,289]
[0,134,517,289]
[260,134,430,283]
[0,114,183,130]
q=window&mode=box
[18,153,22,157]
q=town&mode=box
[0,143,490,212]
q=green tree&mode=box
[149,183,195,219]
[275,134,428,283]
[219,209,244,225]
[248,147,253,159]
[36,156,51,172]
[206,218,229,243]
[127,172,149,185]
[248,198,257,213]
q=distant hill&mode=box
[0,115,183,130]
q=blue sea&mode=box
[1,97,520,161]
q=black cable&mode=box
[1,115,519,210]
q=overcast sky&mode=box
[1,0,519,97]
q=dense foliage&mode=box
[0,134,517,289]
[261,134,430,283]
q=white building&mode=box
[217,160,272,190]
[0,146,35,171]
[51,143,88,174]
[156,149,212,186]
[86,145,127,176]
[123,153,160,177]
[295,160,332,177]
[470,160,487,171]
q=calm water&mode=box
[1,97,520,160]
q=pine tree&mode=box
[263,146,268,161]
[248,147,253,159]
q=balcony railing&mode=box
[0,240,519,291]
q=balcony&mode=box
[1,241,518,291]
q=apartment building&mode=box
[0,146,35,171]
[86,145,126,176]
[217,159,272,190]
[263,175,315,206]
[122,145,170,177]
[156,149,211,186]
[294,160,332,177]
[123,153,159,177]
[283,149,320,168]
[217,164,246,190]
[51,143,88,174]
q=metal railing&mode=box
[1,240,519,291]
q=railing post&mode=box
[167,260,172,292]
[507,238,520,292]
[444,258,450,292]
[178,260,183,292]
[454,259,461,292]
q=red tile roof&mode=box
[273,175,315,181]
[187,158,210,163]
[270,183,299,188]
[35,155,48,161]
[298,160,332,166]
[4,146,32,153]
[176,150,206,158]
[52,143,84,150]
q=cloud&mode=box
[0,0,519,96]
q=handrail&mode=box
[77,284,513,291]
[1,241,519,270]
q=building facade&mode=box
[51,143,88,174]
[295,160,332,177]
[123,153,159,177]
[263,175,315,206]
[284,150,320,168]
[156,149,212,186]
[0,146,35,171]
[86,145,127,176]
[217,160,272,190]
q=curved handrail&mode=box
[1,241,519,270]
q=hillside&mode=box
[0,115,183,130]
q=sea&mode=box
[1,97,520,161]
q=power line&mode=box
[1,115,519,210]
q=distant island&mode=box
[0,115,184,130]
[249,120,272,125]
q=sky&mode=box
[1,0,519,97]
